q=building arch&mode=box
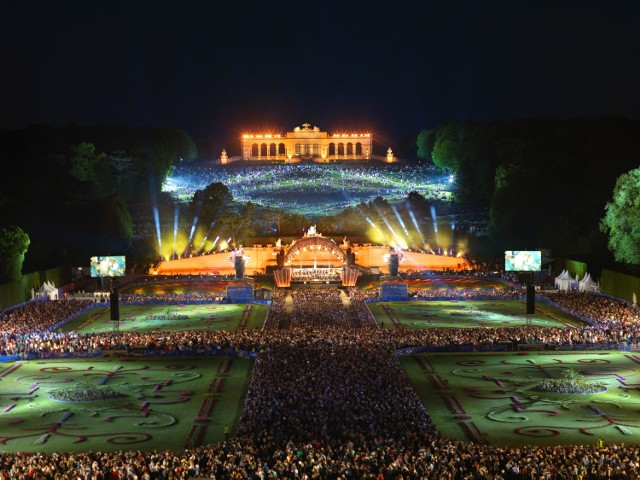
[346,143,354,156]
[283,236,346,267]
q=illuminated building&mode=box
[150,230,469,279]
[241,122,374,162]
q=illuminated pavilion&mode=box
[239,122,375,162]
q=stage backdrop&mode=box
[151,245,469,276]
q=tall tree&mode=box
[66,142,114,198]
[230,202,257,247]
[488,162,542,248]
[431,123,466,173]
[600,167,640,265]
[455,123,501,206]
[416,129,435,163]
[189,182,233,230]
[0,226,30,282]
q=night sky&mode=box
[2,0,639,151]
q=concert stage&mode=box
[150,238,469,277]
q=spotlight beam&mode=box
[197,214,223,254]
[450,216,456,254]
[188,215,199,247]
[153,206,162,257]
[392,205,409,236]
[173,205,179,259]
[430,205,441,251]
[373,204,405,248]
[407,207,426,247]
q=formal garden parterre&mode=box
[58,303,268,334]
[401,351,640,447]
[368,300,582,329]
[0,356,251,453]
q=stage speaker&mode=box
[110,291,120,321]
[526,284,535,314]
[234,255,245,279]
[388,253,399,277]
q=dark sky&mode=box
[2,0,639,150]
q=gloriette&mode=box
[240,122,375,162]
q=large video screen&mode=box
[504,250,541,272]
[90,256,126,278]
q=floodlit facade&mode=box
[241,123,373,162]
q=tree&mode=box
[600,167,640,265]
[279,213,311,236]
[189,182,233,229]
[406,191,431,215]
[67,142,114,198]
[431,123,466,173]
[97,195,134,251]
[229,202,257,247]
[416,129,435,163]
[488,162,543,248]
[454,123,501,206]
[0,226,30,282]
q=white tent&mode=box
[556,270,578,291]
[579,272,599,292]
[554,269,567,289]
[35,281,59,300]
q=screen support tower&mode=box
[110,278,120,333]
[525,272,535,314]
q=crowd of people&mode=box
[2,287,640,478]
[3,290,640,358]
[2,436,640,479]
[288,288,349,329]
[410,288,521,300]
[166,162,452,215]
[348,289,378,327]
[119,293,224,304]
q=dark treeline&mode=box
[417,116,640,267]
[0,124,198,273]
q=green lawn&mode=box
[0,356,252,453]
[58,303,268,334]
[401,351,640,446]
[369,300,582,329]
[404,277,511,291]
